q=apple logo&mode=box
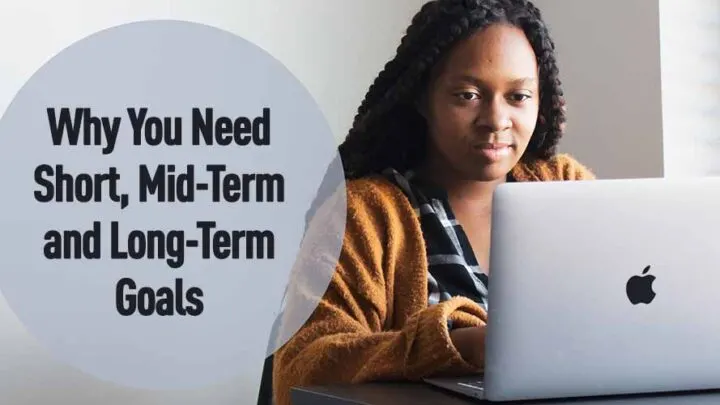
[626,265,656,305]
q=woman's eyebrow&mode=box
[509,77,538,86]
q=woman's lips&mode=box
[474,142,513,161]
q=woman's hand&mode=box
[449,326,486,367]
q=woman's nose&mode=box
[474,97,512,132]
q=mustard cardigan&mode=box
[272,154,596,405]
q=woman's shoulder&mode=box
[305,174,419,240]
[511,153,596,182]
[344,175,417,219]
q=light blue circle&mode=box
[0,20,346,390]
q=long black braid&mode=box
[339,0,567,180]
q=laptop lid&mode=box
[483,176,720,401]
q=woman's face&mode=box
[422,23,540,182]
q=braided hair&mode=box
[339,0,566,180]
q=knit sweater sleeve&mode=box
[272,178,486,405]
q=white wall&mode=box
[659,0,720,177]
[532,0,665,179]
[0,1,425,404]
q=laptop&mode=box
[425,176,720,401]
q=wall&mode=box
[0,1,425,404]
[531,0,665,179]
[659,0,720,177]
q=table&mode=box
[291,383,720,405]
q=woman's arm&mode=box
[272,178,487,405]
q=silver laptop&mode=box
[425,176,720,401]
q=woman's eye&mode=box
[457,92,479,101]
[510,93,531,102]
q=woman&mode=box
[272,0,595,403]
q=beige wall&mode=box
[532,0,665,179]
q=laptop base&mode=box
[423,376,485,400]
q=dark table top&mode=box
[291,382,720,405]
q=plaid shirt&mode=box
[382,168,511,314]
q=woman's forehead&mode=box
[436,24,539,83]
